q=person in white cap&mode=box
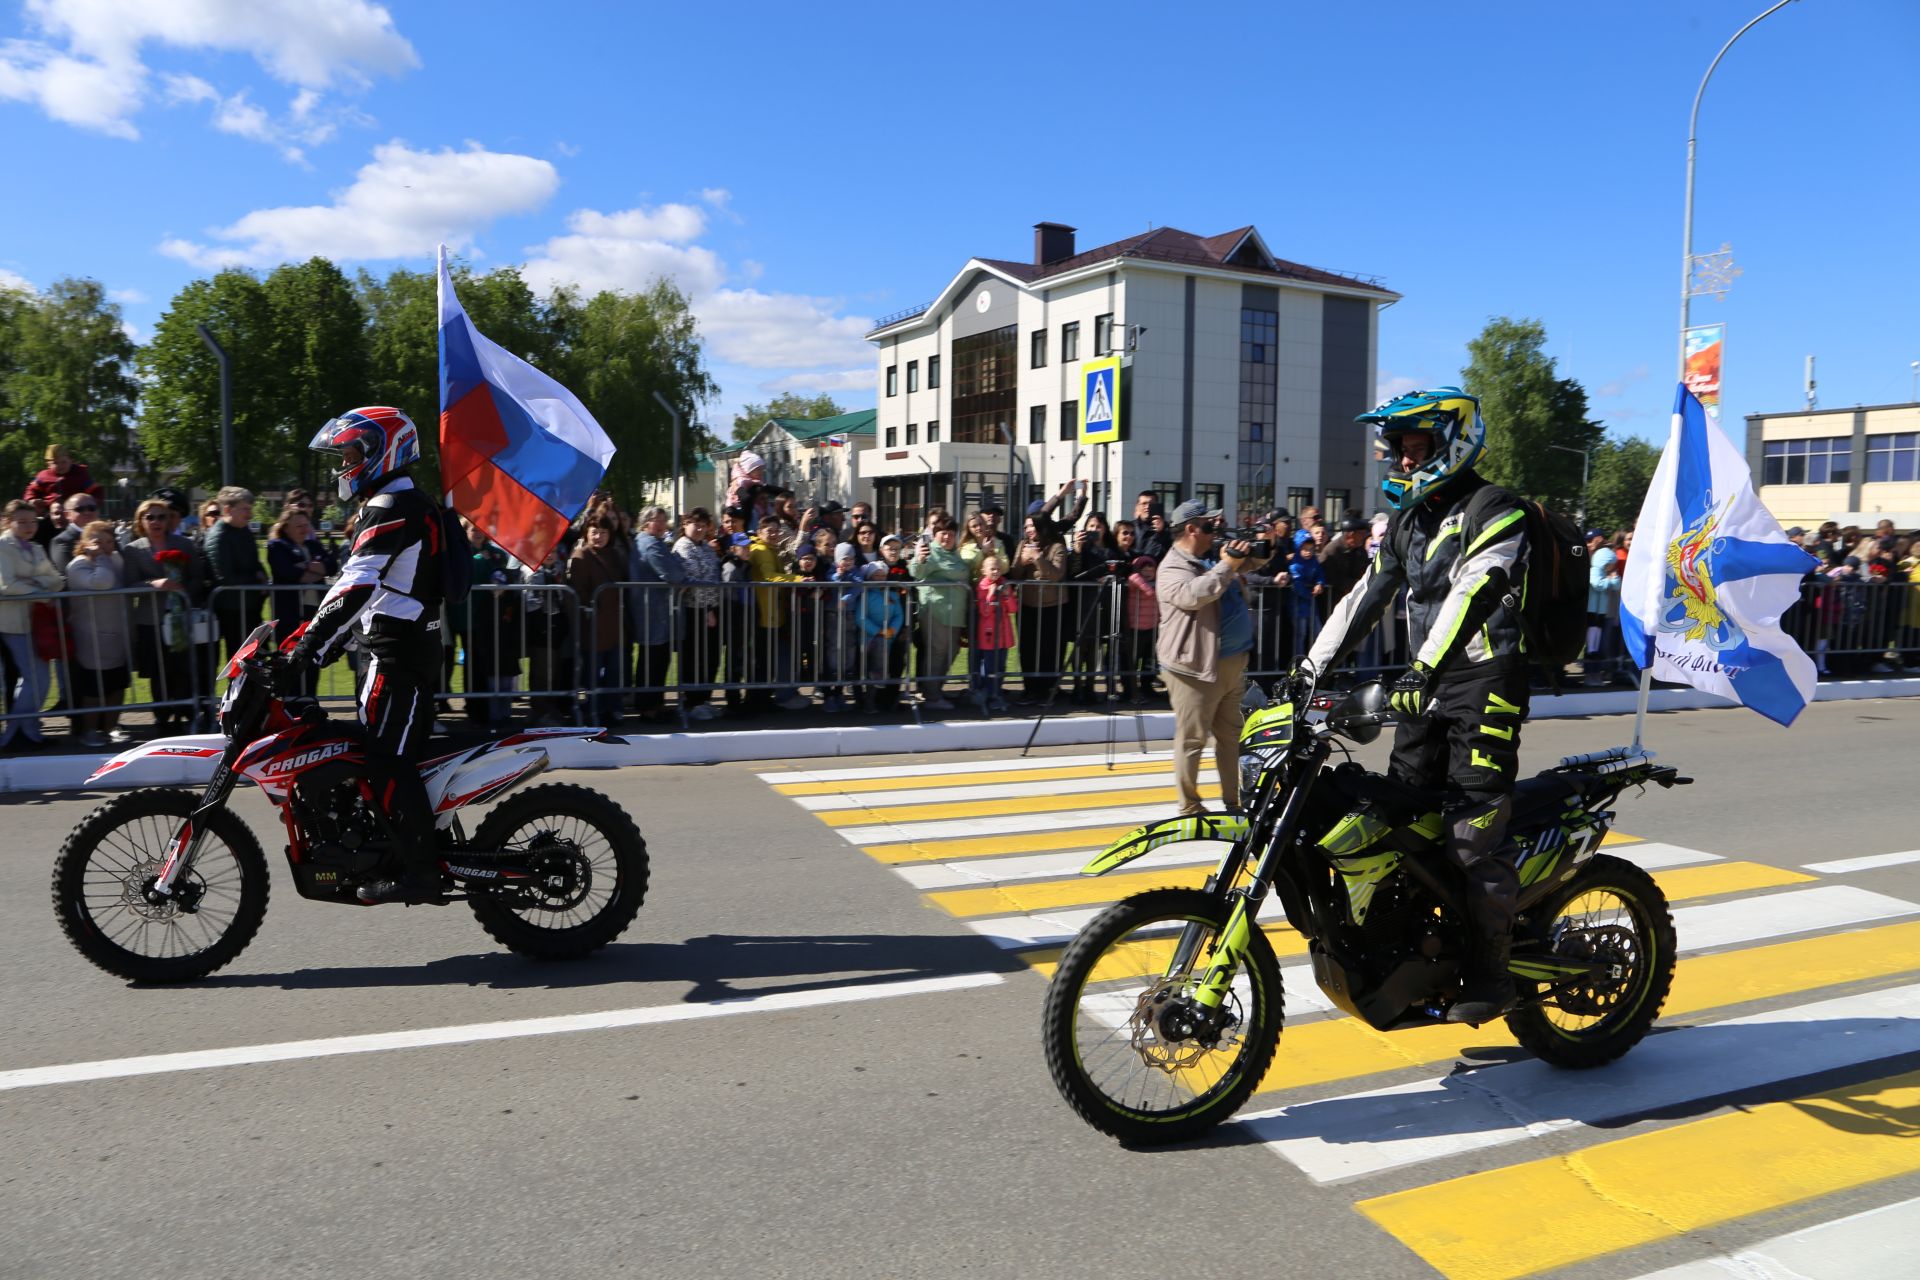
[1155,498,1258,816]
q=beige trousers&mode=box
[1165,650,1248,815]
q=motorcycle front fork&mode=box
[148,758,242,901]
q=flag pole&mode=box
[1635,0,1798,755]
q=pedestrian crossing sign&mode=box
[1081,356,1122,444]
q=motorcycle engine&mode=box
[297,777,387,877]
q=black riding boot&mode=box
[1443,795,1519,1024]
[356,769,448,905]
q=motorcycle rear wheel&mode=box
[1507,853,1676,1068]
[52,787,270,983]
[1042,887,1284,1146]
[468,784,649,960]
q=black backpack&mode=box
[1395,484,1589,685]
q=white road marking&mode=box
[1607,842,1721,871]
[1805,849,1920,875]
[1242,981,1920,1183]
[759,750,1181,785]
[834,801,1180,846]
[1673,885,1920,951]
[0,972,1005,1093]
[795,769,1189,811]
[893,841,1226,890]
[1627,1193,1920,1279]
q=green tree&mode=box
[1585,435,1661,535]
[138,270,286,490]
[0,283,29,490]
[560,279,717,509]
[0,278,140,492]
[1461,316,1604,512]
[264,258,369,497]
[731,391,844,443]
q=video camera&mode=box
[1213,526,1274,560]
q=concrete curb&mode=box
[8,677,1920,793]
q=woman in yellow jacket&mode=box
[1,499,67,749]
[746,515,809,711]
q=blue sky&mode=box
[2,0,1915,443]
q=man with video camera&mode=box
[1156,499,1260,816]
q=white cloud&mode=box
[699,289,874,370]
[770,369,873,394]
[518,201,876,374]
[108,286,146,303]
[161,140,559,268]
[0,267,36,294]
[0,0,415,140]
[1374,373,1422,405]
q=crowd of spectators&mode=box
[5,438,1920,751]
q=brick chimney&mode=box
[1033,222,1077,266]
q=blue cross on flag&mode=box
[1619,384,1819,726]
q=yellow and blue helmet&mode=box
[1359,387,1486,510]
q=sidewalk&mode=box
[6,676,1919,794]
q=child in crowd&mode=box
[859,557,908,712]
[972,555,1017,712]
[1288,538,1326,654]
[1122,554,1158,704]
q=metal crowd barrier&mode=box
[7,572,1915,745]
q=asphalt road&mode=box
[4,699,1919,1280]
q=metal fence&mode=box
[4,575,1916,741]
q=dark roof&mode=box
[768,408,877,442]
[978,224,1390,295]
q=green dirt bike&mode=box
[1040,672,1691,1145]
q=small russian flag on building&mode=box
[437,246,614,567]
[825,435,847,448]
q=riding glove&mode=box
[1388,661,1434,717]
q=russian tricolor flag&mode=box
[437,245,615,567]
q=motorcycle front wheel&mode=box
[52,787,270,983]
[1042,887,1284,1146]
[1507,853,1677,1068]
[468,784,649,960]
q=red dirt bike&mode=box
[53,622,649,983]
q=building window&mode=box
[1094,313,1114,357]
[1764,437,1854,485]
[906,422,918,445]
[927,420,940,443]
[886,365,898,397]
[1324,490,1350,525]
[1061,400,1078,441]
[1061,321,1080,363]
[1248,422,1264,443]
[927,355,941,388]
[1030,330,1047,369]
[1196,483,1224,516]
[1864,433,1917,483]
[1286,486,1315,517]
[884,426,898,447]
[951,325,1017,444]
[1151,481,1182,516]
[907,360,919,393]
[1237,308,1279,523]
[1029,404,1047,444]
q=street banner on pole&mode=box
[1683,323,1724,422]
[1620,383,1817,726]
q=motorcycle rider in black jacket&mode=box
[281,406,449,905]
[1303,388,1530,1024]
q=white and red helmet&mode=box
[309,406,420,501]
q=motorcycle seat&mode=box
[1510,774,1581,826]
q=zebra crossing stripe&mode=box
[1243,910,1920,1097]
[791,768,1212,811]
[1357,1065,1920,1280]
[814,783,1217,828]
[1805,849,1920,875]
[1248,980,1920,1183]
[1626,1193,1920,1280]
[759,749,1183,789]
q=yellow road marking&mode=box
[1247,916,1920,1095]
[1650,860,1812,898]
[1601,830,1638,846]
[863,826,1149,864]
[819,784,1218,828]
[770,758,1194,796]
[929,866,1215,917]
[1358,1066,1920,1280]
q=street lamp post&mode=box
[1548,444,1591,525]
[1642,0,1800,754]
